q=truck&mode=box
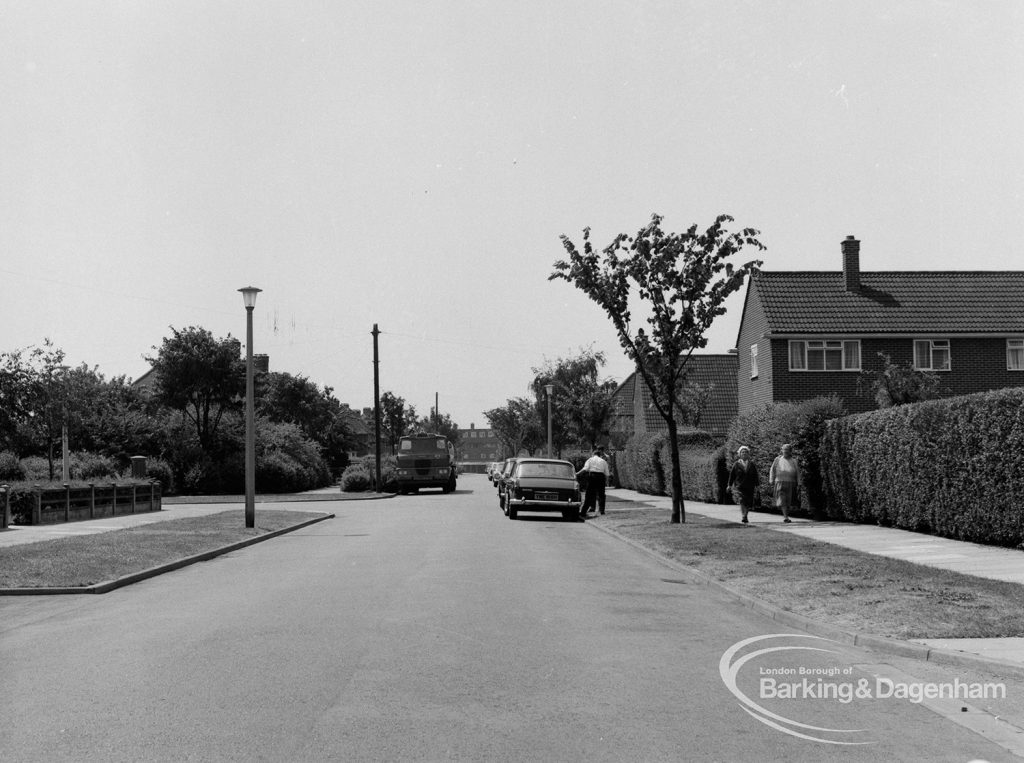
[395,432,458,494]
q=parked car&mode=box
[495,457,521,508]
[486,462,502,483]
[501,458,582,521]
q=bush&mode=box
[616,433,668,495]
[658,431,719,502]
[72,452,118,481]
[821,387,1024,547]
[727,396,847,514]
[144,458,175,494]
[341,464,373,492]
[0,451,25,482]
[20,456,53,482]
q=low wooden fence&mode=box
[0,482,162,528]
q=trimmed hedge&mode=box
[615,430,722,502]
[820,387,1024,547]
[726,396,847,513]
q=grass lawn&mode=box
[0,510,327,589]
[599,504,1024,640]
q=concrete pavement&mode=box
[600,487,1024,672]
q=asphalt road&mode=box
[0,474,1019,761]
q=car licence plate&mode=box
[536,492,559,501]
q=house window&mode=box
[750,344,758,379]
[1009,339,1024,371]
[914,339,950,371]
[788,340,860,371]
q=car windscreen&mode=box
[400,438,446,453]
[516,462,575,479]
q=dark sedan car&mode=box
[501,458,582,521]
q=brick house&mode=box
[456,424,503,463]
[736,235,1024,416]
[610,354,739,441]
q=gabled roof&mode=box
[612,354,738,438]
[754,271,1024,335]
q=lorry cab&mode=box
[395,432,457,494]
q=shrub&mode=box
[72,452,118,481]
[616,433,668,495]
[658,431,719,502]
[144,458,175,494]
[20,456,53,482]
[821,387,1024,547]
[727,396,846,514]
[0,451,25,482]
[341,464,373,492]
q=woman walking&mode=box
[727,446,759,524]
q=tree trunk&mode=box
[667,417,686,523]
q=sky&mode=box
[2,1,1022,428]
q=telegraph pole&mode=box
[372,324,382,491]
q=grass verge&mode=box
[0,510,327,589]
[599,504,1024,640]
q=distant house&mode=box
[456,424,502,463]
[610,355,739,441]
[735,236,1024,415]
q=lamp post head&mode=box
[544,384,554,396]
[239,286,262,309]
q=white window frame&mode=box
[1008,339,1024,371]
[913,339,951,372]
[788,340,861,371]
[750,343,758,379]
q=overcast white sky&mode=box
[3,1,1022,427]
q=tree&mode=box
[531,348,618,453]
[146,326,245,451]
[379,391,418,455]
[257,371,356,473]
[858,353,941,408]
[552,213,764,523]
[484,398,543,457]
[415,411,461,448]
[0,340,68,478]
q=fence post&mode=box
[89,483,96,518]
[149,480,157,512]
[131,483,137,514]
[111,482,118,518]
[33,485,41,525]
[64,483,71,522]
[1,484,8,529]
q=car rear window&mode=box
[517,462,575,479]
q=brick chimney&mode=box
[841,235,860,291]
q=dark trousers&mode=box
[582,473,606,515]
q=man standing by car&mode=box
[578,447,610,518]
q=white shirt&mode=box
[583,455,610,476]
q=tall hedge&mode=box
[726,396,847,513]
[615,430,721,502]
[820,387,1024,547]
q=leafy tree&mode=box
[257,371,355,473]
[484,398,543,457]
[531,348,617,453]
[379,391,418,455]
[146,326,245,451]
[415,411,461,448]
[674,378,714,430]
[553,213,764,523]
[858,353,941,408]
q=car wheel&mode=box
[508,503,518,520]
[562,509,576,521]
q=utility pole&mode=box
[434,391,439,430]
[372,324,382,491]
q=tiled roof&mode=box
[612,355,738,438]
[754,271,1024,334]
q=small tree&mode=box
[379,391,417,455]
[859,353,941,408]
[531,348,618,454]
[553,213,764,523]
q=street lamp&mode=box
[59,365,70,484]
[545,384,554,458]
[239,286,261,528]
